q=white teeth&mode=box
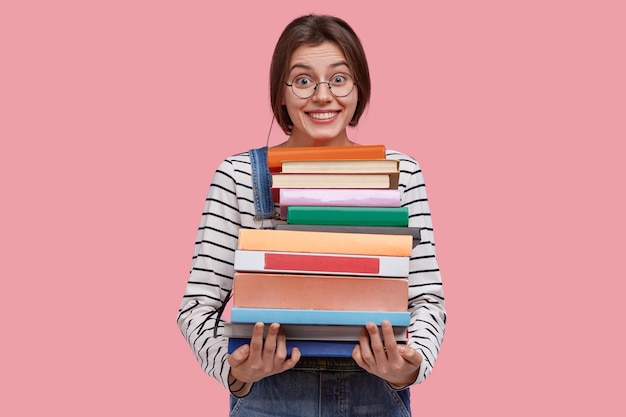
[309,112,337,120]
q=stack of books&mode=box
[224,145,420,357]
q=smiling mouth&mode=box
[307,111,339,120]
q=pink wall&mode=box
[1,1,624,415]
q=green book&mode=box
[286,206,409,227]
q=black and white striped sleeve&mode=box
[176,157,243,390]
[390,150,447,384]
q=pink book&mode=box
[233,272,409,311]
[279,188,402,219]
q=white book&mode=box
[234,249,409,277]
[223,322,408,342]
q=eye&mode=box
[293,75,315,87]
[331,74,348,85]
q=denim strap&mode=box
[249,146,276,220]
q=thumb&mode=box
[398,345,422,367]
[228,344,250,367]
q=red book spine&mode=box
[264,253,379,274]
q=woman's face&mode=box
[283,41,359,147]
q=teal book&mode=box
[286,206,409,227]
[230,307,410,327]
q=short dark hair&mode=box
[269,14,372,135]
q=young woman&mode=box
[177,14,446,417]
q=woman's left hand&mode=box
[352,320,422,389]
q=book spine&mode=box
[280,159,399,174]
[228,338,359,357]
[273,224,422,247]
[267,144,386,172]
[279,188,401,218]
[287,206,409,227]
[230,307,411,326]
[271,173,393,189]
[233,273,409,311]
[234,251,409,277]
[237,229,413,257]
[223,322,408,342]
[280,188,402,206]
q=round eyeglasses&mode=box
[285,73,356,99]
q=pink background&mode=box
[2,1,625,415]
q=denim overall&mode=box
[228,147,411,417]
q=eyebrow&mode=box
[288,61,350,73]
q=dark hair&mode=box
[269,14,372,135]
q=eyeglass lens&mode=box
[289,74,355,98]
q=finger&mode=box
[365,322,386,359]
[281,347,301,371]
[352,344,370,372]
[261,323,280,369]
[399,345,423,368]
[228,344,250,367]
[273,326,288,365]
[380,320,400,359]
[248,322,265,359]
[358,325,376,367]
[262,323,279,352]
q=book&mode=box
[267,144,386,172]
[281,158,400,174]
[227,339,361,357]
[237,229,413,257]
[279,188,401,218]
[287,206,409,227]
[271,172,400,189]
[223,322,408,342]
[230,307,411,326]
[233,273,409,310]
[274,224,422,248]
[234,251,410,277]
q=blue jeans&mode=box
[229,358,411,417]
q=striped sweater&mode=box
[177,149,446,390]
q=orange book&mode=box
[267,145,386,172]
[237,229,413,257]
[233,272,408,311]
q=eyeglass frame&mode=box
[285,73,357,99]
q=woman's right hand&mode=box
[228,322,301,388]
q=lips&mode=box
[307,111,339,120]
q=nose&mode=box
[312,82,333,101]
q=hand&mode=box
[352,320,422,389]
[228,322,301,385]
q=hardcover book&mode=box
[230,307,411,326]
[271,171,400,189]
[274,224,422,248]
[234,250,410,277]
[232,272,409,311]
[267,144,386,172]
[286,206,409,227]
[237,229,413,257]
[281,158,400,174]
[278,188,401,219]
[227,339,362,357]
[223,322,408,342]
